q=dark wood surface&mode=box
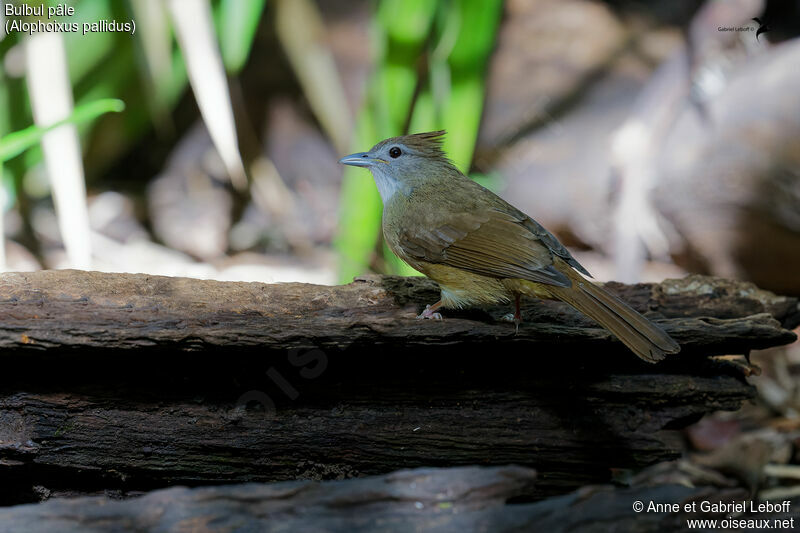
[0,465,794,533]
[0,271,797,505]
[0,270,797,355]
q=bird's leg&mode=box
[502,294,523,333]
[513,294,522,333]
[417,300,443,320]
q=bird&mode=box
[339,131,680,363]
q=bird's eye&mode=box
[389,146,402,158]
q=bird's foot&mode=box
[417,304,443,320]
[501,313,522,334]
[503,294,523,334]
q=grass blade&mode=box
[0,99,125,162]
[167,0,247,190]
[335,0,437,282]
[275,0,352,153]
[25,32,92,269]
[218,0,266,73]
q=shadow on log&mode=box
[0,271,797,505]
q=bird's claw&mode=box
[417,305,443,320]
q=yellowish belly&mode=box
[416,262,554,309]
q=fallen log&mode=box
[0,271,797,504]
[0,465,793,533]
[0,466,540,532]
[0,271,796,355]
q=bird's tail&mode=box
[544,268,680,363]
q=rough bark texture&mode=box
[0,270,797,355]
[0,465,795,533]
[0,271,797,505]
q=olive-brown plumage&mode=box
[339,131,680,362]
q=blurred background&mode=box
[2,0,800,501]
[2,0,800,291]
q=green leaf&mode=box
[334,1,438,282]
[218,0,267,73]
[378,0,437,44]
[447,0,503,69]
[335,0,503,281]
[0,99,125,162]
[62,1,117,84]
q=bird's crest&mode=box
[376,130,449,161]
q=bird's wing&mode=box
[398,207,573,287]
[519,215,592,277]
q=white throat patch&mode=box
[371,169,411,203]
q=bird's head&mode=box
[338,130,457,203]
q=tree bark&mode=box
[0,465,792,533]
[0,270,797,355]
[0,271,797,504]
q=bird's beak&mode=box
[338,151,379,167]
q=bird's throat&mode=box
[371,171,413,204]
